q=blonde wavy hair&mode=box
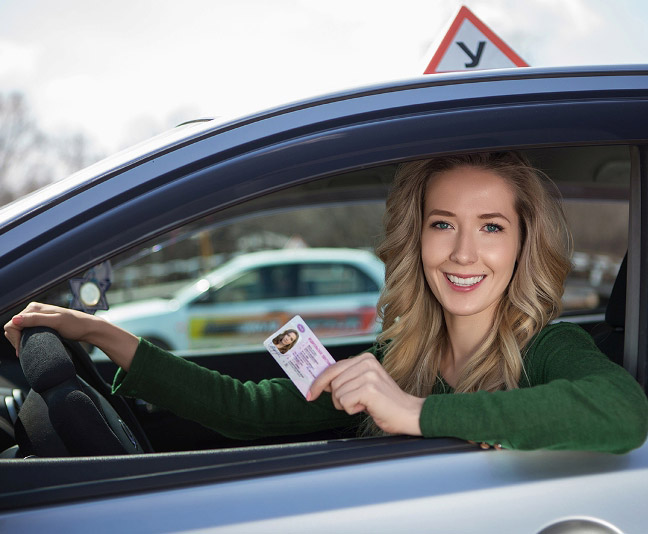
[371,152,572,430]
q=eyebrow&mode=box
[426,209,512,224]
[479,212,512,224]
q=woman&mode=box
[5,152,648,451]
[272,329,299,354]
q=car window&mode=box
[202,265,299,303]
[563,199,628,313]
[206,271,263,303]
[91,195,386,351]
[526,146,630,318]
[298,263,379,297]
[262,265,300,299]
[19,145,630,352]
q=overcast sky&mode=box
[1,0,647,155]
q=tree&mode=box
[0,92,47,205]
[0,92,105,207]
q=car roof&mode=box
[222,247,380,265]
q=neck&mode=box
[441,307,495,387]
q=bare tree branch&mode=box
[0,91,104,207]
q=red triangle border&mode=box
[424,6,528,74]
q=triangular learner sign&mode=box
[424,6,528,74]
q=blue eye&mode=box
[431,221,452,230]
[484,223,503,233]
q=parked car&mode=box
[1,65,648,533]
[98,248,384,351]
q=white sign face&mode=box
[435,19,519,72]
[424,6,527,74]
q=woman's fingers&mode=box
[3,319,22,356]
[308,352,375,401]
[3,303,49,355]
[309,352,424,436]
[327,372,373,414]
[327,361,390,414]
[467,440,504,450]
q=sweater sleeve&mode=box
[419,323,648,453]
[112,339,360,440]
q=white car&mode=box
[99,248,384,351]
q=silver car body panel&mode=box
[3,442,647,533]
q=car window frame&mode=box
[626,145,648,382]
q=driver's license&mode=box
[263,316,336,397]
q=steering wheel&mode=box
[14,326,153,456]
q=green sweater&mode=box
[112,322,648,453]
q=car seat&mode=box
[593,253,626,366]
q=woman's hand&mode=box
[5,302,96,353]
[308,352,425,436]
[3,302,138,371]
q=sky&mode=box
[1,0,647,156]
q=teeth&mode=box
[446,274,484,286]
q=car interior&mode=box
[0,144,633,462]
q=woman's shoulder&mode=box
[528,321,596,351]
[523,321,612,382]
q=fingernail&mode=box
[12,315,23,325]
[306,391,312,401]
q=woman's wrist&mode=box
[84,315,139,371]
[403,395,425,436]
[78,314,113,347]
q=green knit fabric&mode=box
[113,322,648,453]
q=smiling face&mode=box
[420,165,521,326]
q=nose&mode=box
[449,229,478,265]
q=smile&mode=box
[445,274,485,287]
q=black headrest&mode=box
[605,253,627,328]
[19,327,76,393]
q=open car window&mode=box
[20,145,631,357]
[527,146,630,320]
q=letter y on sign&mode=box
[456,41,486,68]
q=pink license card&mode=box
[263,315,336,397]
